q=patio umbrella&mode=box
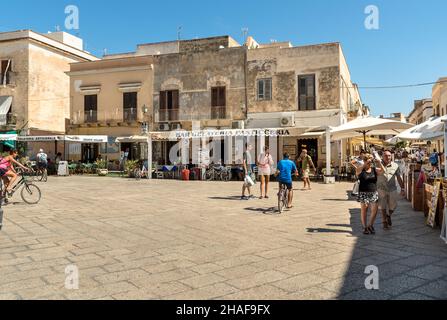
[387,116,447,144]
[330,116,413,149]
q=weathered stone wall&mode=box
[179,36,232,53]
[247,43,341,114]
[153,46,246,124]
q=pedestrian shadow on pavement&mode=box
[244,207,278,215]
[208,196,245,201]
[306,227,353,234]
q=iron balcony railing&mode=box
[155,107,230,122]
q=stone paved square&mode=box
[0,176,446,300]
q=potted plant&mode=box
[95,159,108,176]
[125,160,139,177]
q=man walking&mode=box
[241,144,255,200]
[377,150,405,230]
[297,149,316,190]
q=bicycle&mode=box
[1,169,42,205]
[205,165,231,181]
[277,183,289,214]
[134,165,148,180]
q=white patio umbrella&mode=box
[388,116,447,144]
[330,116,413,148]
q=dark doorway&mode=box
[82,144,99,163]
[297,139,318,164]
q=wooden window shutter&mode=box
[160,91,166,110]
[265,79,272,100]
[211,88,218,107]
[172,90,179,109]
[219,87,226,106]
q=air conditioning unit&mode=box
[280,115,295,127]
[171,123,182,130]
[231,121,245,129]
[158,123,170,131]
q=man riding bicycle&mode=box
[275,152,298,209]
[36,149,48,173]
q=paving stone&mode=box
[380,275,427,296]
[414,280,447,299]
[1,177,447,300]
[396,255,443,268]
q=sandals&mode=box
[363,227,370,235]
[368,226,376,235]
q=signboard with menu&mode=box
[427,180,441,228]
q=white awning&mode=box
[0,134,17,141]
[0,96,12,125]
[298,131,325,139]
[64,135,108,143]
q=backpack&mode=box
[429,153,438,165]
[38,153,48,163]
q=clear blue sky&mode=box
[2,0,446,116]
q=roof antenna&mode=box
[177,26,182,40]
[241,27,249,44]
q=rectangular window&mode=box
[211,87,226,119]
[298,74,316,111]
[84,95,97,123]
[257,78,272,100]
[1,60,12,85]
[159,90,179,121]
[123,92,138,121]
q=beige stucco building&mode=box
[0,30,97,158]
[408,99,433,125]
[67,56,154,162]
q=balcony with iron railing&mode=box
[71,108,145,125]
[0,113,17,127]
[123,108,138,122]
[155,106,230,122]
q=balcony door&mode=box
[123,92,137,121]
[211,86,226,119]
[84,95,97,123]
[159,90,179,121]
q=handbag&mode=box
[352,180,360,196]
[244,174,255,187]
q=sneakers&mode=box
[241,195,255,200]
[241,196,249,200]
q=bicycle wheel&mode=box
[278,188,285,214]
[205,170,213,181]
[21,183,41,205]
[134,168,142,181]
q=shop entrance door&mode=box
[297,139,318,164]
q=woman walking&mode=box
[257,146,274,199]
[352,153,385,235]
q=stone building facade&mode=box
[68,35,363,166]
[0,30,97,158]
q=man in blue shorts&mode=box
[275,152,298,208]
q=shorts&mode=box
[378,190,398,211]
[258,166,271,176]
[357,191,379,204]
[37,162,48,169]
[279,181,293,190]
[302,169,310,178]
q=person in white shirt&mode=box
[257,146,274,199]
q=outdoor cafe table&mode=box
[162,165,178,179]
